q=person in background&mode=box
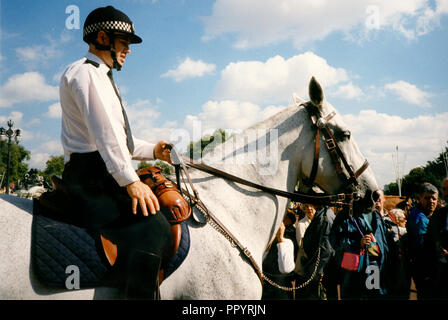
[262,211,298,299]
[372,190,410,299]
[426,177,448,298]
[296,203,316,247]
[390,209,407,235]
[406,182,439,299]
[330,192,389,300]
[373,189,403,242]
[295,206,337,300]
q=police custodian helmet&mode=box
[83,6,142,70]
[83,6,142,44]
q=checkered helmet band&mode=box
[83,20,135,38]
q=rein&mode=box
[178,154,357,207]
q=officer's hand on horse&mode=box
[154,140,172,164]
[126,180,160,216]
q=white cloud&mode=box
[26,118,41,127]
[124,99,170,143]
[184,100,262,133]
[19,131,50,145]
[15,31,72,69]
[0,72,58,108]
[215,52,349,105]
[203,0,448,48]
[45,102,61,118]
[16,45,59,63]
[26,140,63,169]
[52,71,64,83]
[342,110,448,187]
[161,57,216,82]
[38,140,63,154]
[333,82,364,100]
[384,80,431,107]
[0,111,23,125]
[27,152,51,170]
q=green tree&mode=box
[384,181,399,195]
[384,145,448,199]
[187,129,228,159]
[0,140,30,189]
[41,155,65,186]
[400,167,426,199]
[137,160,173,175]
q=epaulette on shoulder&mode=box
[84,59,99,68]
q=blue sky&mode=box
[1,0,447,188]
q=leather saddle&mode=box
[39,168,191,284]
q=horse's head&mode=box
[294,77,378,201]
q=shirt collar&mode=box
[84,52,111,74]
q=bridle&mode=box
[170,101,369,209]
[164,100,371,287]
[301,101,370,196]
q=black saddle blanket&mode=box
[31,199,190,289]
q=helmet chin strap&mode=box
[107,32,122,71]
[93,32,122,71]
[110,46,121,71]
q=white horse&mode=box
[0,78,378,299]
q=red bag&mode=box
[341,249,365,271]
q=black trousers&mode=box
[62,151,171,285]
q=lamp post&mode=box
[0,120,21,194]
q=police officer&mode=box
[59,6,171,299]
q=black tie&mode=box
[107,69,135,154]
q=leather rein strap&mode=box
[179,154,357,206]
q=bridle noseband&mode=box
[302,101,369,196]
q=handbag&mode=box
[341,249,365,271]
[340,217,365,272]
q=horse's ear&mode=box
[309,76,324,107]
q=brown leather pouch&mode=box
[137,166,191,224]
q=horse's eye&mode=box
[334,129,351,141]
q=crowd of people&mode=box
[262,178,448,300]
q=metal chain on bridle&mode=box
[165,100,370,291]
[262,247,321,291]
